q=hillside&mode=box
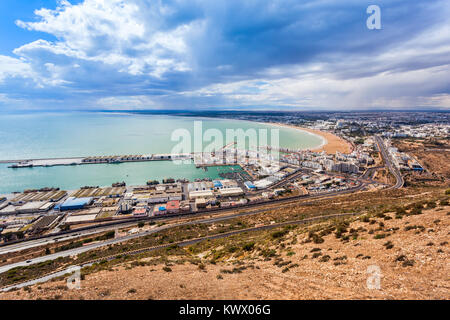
[1,193,448,300]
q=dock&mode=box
[4,154,193,169]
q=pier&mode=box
[2,143,277,170]
[4,154,193,168]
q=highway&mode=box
[374,135,404,189]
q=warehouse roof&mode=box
[213,180,223,188]
[61,197,93,208]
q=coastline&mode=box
[262,122,353,154]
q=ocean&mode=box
[0,112,323,193]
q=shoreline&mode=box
[259,121,352,154]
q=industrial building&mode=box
[133,207,147,217]
[153,205,167,215]
[166,200,180,214]
[218,187,244,197]
[187,181,214,192]
[65,214,97,224]
[213,180,223,190]
[59,197,93,211]
[244,181,256,190]
[189,190,214,200]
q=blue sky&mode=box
[0,0,449,111]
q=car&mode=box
[26,260,32,263]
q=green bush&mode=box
[271,230,288,239]
[242,242,255,251]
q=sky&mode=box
[0,0,449,111]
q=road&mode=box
[374,135,404,189]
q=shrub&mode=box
[162,266,172,272]
[312,235,324,244]
[226,246,237,253]
[138,222,145,228]
[404,225,425,232]
[242,242,255,252]
[383,241,394,249]
[271,230,288,239]
[319,255,330,262]
[260,249,276,258]
[402,259,415,267]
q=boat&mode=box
[8,162,33,168]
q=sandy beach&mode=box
[268,122,353,154]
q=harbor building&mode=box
[59,197,93,211]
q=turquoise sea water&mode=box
[0,112,323,193]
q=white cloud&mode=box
[0,55,34,82]
[0,0,448,110]
[14,0,194,77]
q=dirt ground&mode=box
[394,139,450,182]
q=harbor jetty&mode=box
[5,153,193,168]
